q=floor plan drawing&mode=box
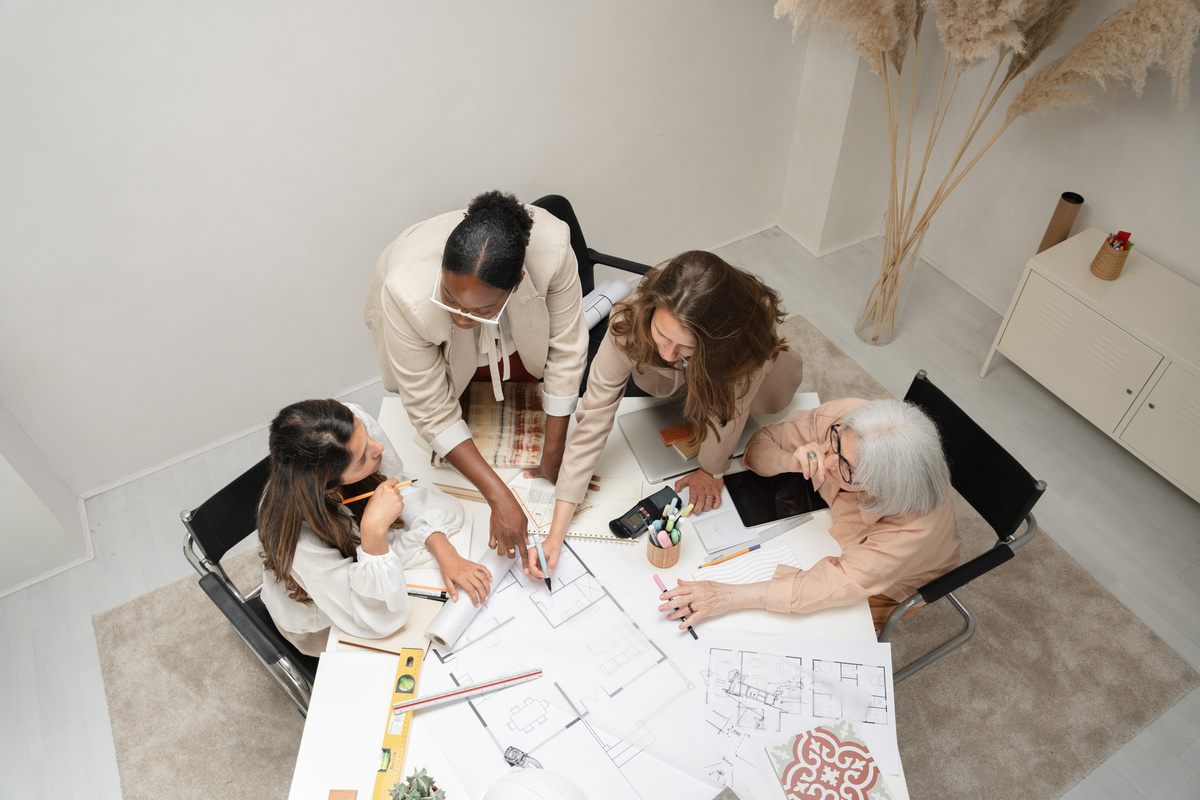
[811,659,890,726]
[419,542,715,800]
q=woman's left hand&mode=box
[659,579,736,628]
[439,555,493,607]
[675,469,724,514]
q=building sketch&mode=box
[811,658,890,725]
[424,542,703,800]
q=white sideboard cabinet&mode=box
[982,227,1200,503]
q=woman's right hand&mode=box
[791,441,830,483]
[359,478,405,554]
[488,491,529,560]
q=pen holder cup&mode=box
[1090,243,1129,280]
[646,533,682,569]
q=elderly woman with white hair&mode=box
[659,397,961,629]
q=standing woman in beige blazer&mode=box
[364,191,587,561]
[527,250,805,578]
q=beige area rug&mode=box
[95,553,303,800]
[95,314,1198,800]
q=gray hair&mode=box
[841,399,950,517]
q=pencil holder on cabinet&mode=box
[1090,243,1129,280]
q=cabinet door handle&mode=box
[1148,403,1156,410]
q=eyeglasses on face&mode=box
[429,272,513,325]
[829,423,855,485]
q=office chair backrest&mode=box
[903,371,1044,541]
[184,456,270,563]
[531,194,595,295]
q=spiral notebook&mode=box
[508,474,643,544]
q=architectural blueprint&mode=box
[418,542,716,799]
[418,541,898,799]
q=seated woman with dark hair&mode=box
[364,190,588,564]
[529,250,806,578]
[258,399,491,657]
[659,398,961,629]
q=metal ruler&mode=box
[704,513,812,561]
[433,483,488,504]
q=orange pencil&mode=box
[340,479,416,504]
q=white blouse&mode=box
[259,404,464,638]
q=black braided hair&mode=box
[442,190,534,290]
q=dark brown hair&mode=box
[609,251,787,442]
[258,399,394,604]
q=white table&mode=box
[287,396,909,800]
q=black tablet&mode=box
[723,470,828,528]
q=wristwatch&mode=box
[698,467,725,480]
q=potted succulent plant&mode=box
[389,768,446,800]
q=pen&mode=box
[341,479,416,504]
[533,536,552,592]
[681,502,695,518]
[653,574,698,640]
[699,543,761,569]
[393,668,543,714]
[407,583,449,601]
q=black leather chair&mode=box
[530,194,653,395]
[182,456,318,715]
[878,370,1047,682]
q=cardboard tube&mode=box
[1037,192,1084,254]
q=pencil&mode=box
[698,543,761,569]
[341,479,416,504]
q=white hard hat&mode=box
[481,769,587,800]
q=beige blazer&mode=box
[555,314,807,505]
[364,206,588,457]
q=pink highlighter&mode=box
[656,530,673,548]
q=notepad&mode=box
[336,596,445,655]
[509,474,643,544]
[431,382,545,469]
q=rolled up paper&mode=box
[424,546,512,650]
[582,279,633,330]
[1037,191,1084,254]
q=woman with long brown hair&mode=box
[527,250,805,577]
[258,399,491,656]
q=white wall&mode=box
[0,1,805,496]
[0,402,90,596]
[887,3,1200,312]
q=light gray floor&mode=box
[2,227,1198,799]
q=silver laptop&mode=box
[617,399,759,483]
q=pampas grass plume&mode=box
[774,0,900,74]
[1008,0,1200,121]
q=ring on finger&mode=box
[687,603,695,613]
[807,450,816,460]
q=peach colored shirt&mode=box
[742,398,961,615]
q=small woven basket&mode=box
[646,533,681,568]
[1090,243,1129,280]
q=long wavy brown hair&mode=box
[258,399,396,604]
[609,250,787,443]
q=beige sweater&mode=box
[555,315,806,505]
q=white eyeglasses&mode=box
[429,272,514,325]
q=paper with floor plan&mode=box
[417,540,897,799]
